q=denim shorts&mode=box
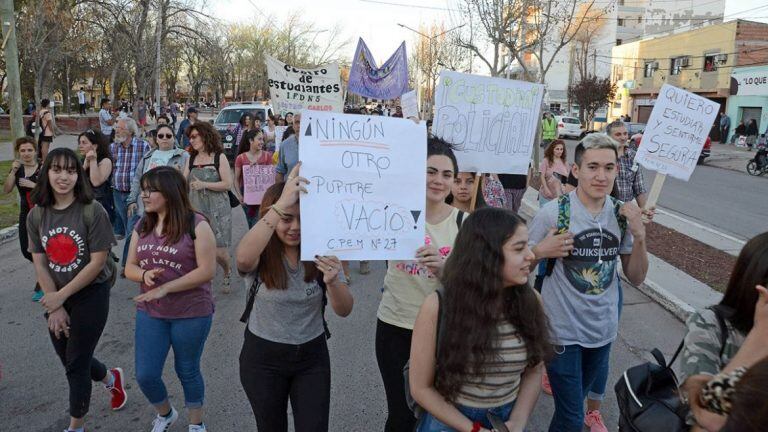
[417,400,515,432]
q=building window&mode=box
[637,16,642,24]
[614,102,622,109]
[613,65,624,80]
[618,18,625,26]
[670,57,686,75]
[618,0,625,5]
[703,54,717,72]
[549,103,561,112]
[616,39,623,46]
[644,62,655,78]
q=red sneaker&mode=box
[542,370,553,396]
[106,367,127,410]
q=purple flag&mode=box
[348,38,410,100]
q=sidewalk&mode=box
[705,142,757,174]
[519,188,727,323]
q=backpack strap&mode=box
[544,194,571,277]
[455,210,465,228]
[709,306,730,362]
[317,276,331,339]
[240,273,260,323]
[609,196,628,241]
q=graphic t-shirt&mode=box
[27,202,116,291]
[528,191,634,347]
[146,149,175,171]
[377,207,461,330]
[134,213,214,319]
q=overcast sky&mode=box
[212,0,768,66]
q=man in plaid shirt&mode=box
[606,120,648,208]
[110,118,150,241]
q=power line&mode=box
[597,57,768,72]
[597,45,768,62]
[591,4,768,49]
[358,0,456,12]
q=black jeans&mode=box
[47,281,110,418]
[239,330,330,432]
[375,319,416,432]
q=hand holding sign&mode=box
[275,162,309,209]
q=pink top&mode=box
[135,213,214,319]
[539,158,570,199]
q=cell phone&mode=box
[486,412,510,432]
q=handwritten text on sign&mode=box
[433,70,544,174]
[634,84,719,181]
[299,110,426,261]
[243,165,276,205]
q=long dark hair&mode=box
[186,121,223,156]
[237,129,264,156]
[78,129,111,162]
[435,208,551,401]
[32,148,94,207]
[137,166,197,245]
[239,112,253,127]
[256,182,319,289]
[716,232,768,334]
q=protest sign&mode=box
[348,39,410,100]
[401,89,418,119]
[265,55,343,115]
[432,70,544,174]
[635,84,719,182]
[298,110,426,261]
[242,164,276,205]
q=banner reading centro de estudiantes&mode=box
[265,55,343,114]
[347,38,410,100]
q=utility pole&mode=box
[1,0,24,139]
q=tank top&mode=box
[455,322,529,408]
[86,157,112,200]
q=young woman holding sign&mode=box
[409,208,550,432]
[235,164,354,432]
[235,129,273,228]
[376,137,465,432]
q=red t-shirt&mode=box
[235,151,273,191]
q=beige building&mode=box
[609,19,768,139]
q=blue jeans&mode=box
[112,189,130,236]
[586,281,623,402]
[123,213,141,266]
[546,343,612,432]
[418,400,515,432]
[135,310,213,408]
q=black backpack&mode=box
[615,307,728,432]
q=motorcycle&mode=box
[746,143,768,176]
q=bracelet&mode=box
[470,421,482,432]
[142,270,148,284]
[271,204,287,218]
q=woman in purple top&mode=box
[125,166,216,432]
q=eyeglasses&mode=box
[140,188,159,197]
[157,133,173,139]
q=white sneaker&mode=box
[150,407,178,432]
[189,424,207,432]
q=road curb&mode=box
[520,197,694,323]
[0,224,18,245]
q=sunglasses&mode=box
[157,133,173,139]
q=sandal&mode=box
[222,273,231,294]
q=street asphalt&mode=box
[0,202,688,431]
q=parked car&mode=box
[212,102,274,162]
[555,116,585,139]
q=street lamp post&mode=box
[397,23,465,119]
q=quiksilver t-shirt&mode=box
[528,191,633,347]
[27,201,116,290]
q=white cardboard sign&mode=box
[265,55,344,114]
[634,84,719,181]
[401,89,419,119]
[432,70,544,174]
[298,110,427,261]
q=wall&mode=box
[726,96,768,142]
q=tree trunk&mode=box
[110,67,118,103]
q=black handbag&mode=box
[228,190,240,208]
[615,307,728,432]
